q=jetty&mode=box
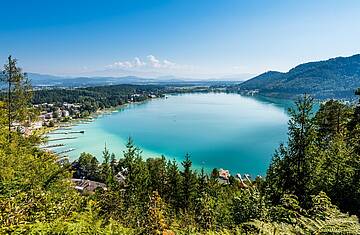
[56,148,76,155]
[48,131,85,135]
[42,144,65,148]
[47,137,77,142]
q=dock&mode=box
[42,144,65,148]
[47,137,77,142]
[48,131,85,135]
[56,148,76,155]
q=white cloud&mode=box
[134,57,145,67]
[147,55,160,68]
[163,59,176,68]
[107,55,183,70]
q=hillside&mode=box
[232,54,360,99]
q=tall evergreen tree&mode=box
[266,95,317,205]
[315,100,351,145]
[165,159,182,212]
[101,144,115,185]
[180,153,197,210]
[1,56,35,142]
[147,156,167,197]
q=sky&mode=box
[0,0,360,79]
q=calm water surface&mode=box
[48,93,293,176]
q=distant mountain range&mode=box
[26,73,244,87]
[232,54,360,99]
[27,73,163,87]
[27,73,199,87]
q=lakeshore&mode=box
[46,93,293,176]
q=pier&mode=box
[47,137,77,142]
[56,148,76,155]
[48,131,85,135]
[42,144,65,148]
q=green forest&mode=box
[231,54,360,99]
[1,58,360,234]
[32,85,166,115]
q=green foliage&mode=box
[13,203,135,234]
[32,84,165,115]
[73,152,101,181]
[232,188,268,224]
[180,153,198,211]
[146,191,168,234]
[232,54,360,99]
[1,56,38,141]
[267,94,360,218]
[266,95,318,205]
[0,132,84,233]
[195,192,215,230]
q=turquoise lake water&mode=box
[48,93,293,176]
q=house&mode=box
[218,168,230,180]
[71,178,107,193]
[217,168,230,184]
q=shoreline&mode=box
[43,96,166,135]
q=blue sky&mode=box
[0,0,359,78]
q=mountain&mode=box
[26,73,184,87]
[26,73,242,87]
[233,54,360,99]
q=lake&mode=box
[47,93,293,176]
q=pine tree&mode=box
[165,159,182,212]
[315,100,351,145]
[121,137,150,226]
[180,153,197,210]
[1,56,35,142]
[100,144,116,186]
[266,95,317,205]
[198,167,208,194]
[147,156,167,196]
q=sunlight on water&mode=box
[49,93,293,176]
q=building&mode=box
[71,178,107,193]
[217,168,230,184]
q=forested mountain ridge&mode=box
[231,54,360,99]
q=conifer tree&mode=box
[198,167,208,194]
[1,56,35,142]
[315,100,351,145]
[100,144,116,185]
[165,159,182,212]
[180,153,197,210]
[147,156,167,196]
[266,95,317,204]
